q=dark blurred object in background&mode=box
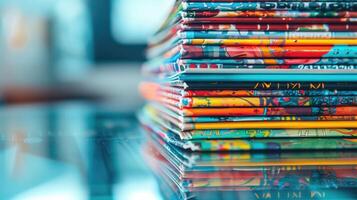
[1,85,101,105]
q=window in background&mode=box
[88,0,173,62]
[112,0,173,44]
[53,0,93,81]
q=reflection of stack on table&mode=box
[143,136,357,200]
[139,0,357,198]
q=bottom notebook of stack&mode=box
[142,127,357,200]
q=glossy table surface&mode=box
[1,102,357,200]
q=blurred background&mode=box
[0,1,175,199]
[0,0,173,111]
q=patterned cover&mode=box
[141,104,357,137]
[183,10,357,18]
[182,2,357,11]
[182,23,357,31]
[139,109,357,151]
[173,81,357,90]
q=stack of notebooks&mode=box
[138,0,357,198]
[140,0,357,151]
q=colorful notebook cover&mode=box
[182,23,357,31]
[182,38,357,46]
[149,39,357,62]
[172,106,357,117]
[179,58,357,65]
[182,10,357,18]
[181,31,357,39]
[156,107,357,124]
[141,83,357,107]
[144,99,357,117]
[181,17,357,24]
[164,45,357,60]
[166,73,357,82]
[147,100,357,123]
[144,62,357,75]
[144,103,357,129]
[174,81,357,90]
[180,96,357,107]
[143,105,357,135]
[150,26,357,52]
[143,58,357,75]
[140,82,357,97]
[140,112,357,151]
[149,94,357,108]
[182,2,357,12]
